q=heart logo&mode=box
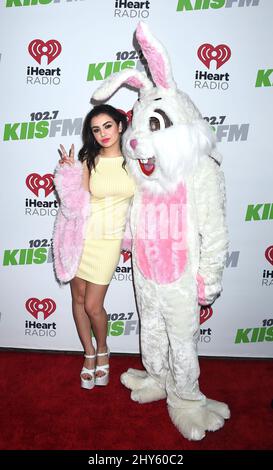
[25,298,56,320]
[197,43,231,70]
[28,39,62,65]
[265,246,273,266]
[26,173,54,197]
[117,109,133,124]
[200,306,213,325]
[121,250,131,263]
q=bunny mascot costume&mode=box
[53,21,230,441]
[92,22,230,441]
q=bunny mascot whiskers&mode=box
[93,22,230,441]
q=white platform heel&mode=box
[80,353,96,390]
[95,347,110,386]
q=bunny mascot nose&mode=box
[130,139,138,150]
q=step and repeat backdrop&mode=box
[0,0,272,357]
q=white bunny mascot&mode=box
[93,22,230,441]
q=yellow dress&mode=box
[76,156,135,284]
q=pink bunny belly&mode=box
[135,184,188,284]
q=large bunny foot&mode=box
[206,398,231,420]
[120,369,166,403]
[120,368,148,390]
[168,404,207,441]
[131,385,167,404]
[168,398,230,441]
[125,368,148,379]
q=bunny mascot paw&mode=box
[121,369,166,403]
[93,22,230,441]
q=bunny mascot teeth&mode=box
[92,22,230,441]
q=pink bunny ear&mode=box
[136,21,176,90]
[92,68,152,102]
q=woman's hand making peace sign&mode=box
[59,143,75,166]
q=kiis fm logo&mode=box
[114,0,150,19]
[235,318,273,344]
[245,204,273,221]
[106,311,139,336]
[204,115,249,142]
[3,238,53,266]
[3,110,82,141]
[6,0,85,6]
[262,246,273,287]
[25,297,57,338]
[3,108,129,142]
[255,69,273,88]
[115,248,240,283]
[87,50,145,81]
[27,39,62,85]
[25,172,58,217]
[176,0,260,11]
[226,251,240,268]
[199,306,213,343]
[195,43,231,91]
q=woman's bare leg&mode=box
[84,281,110,377]
[70,276,96,380]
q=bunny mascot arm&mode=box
[52,161,90,283]
[93,22,230,441]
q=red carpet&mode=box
[0,351,272,450]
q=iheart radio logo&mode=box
[265,246,273,266]
[117,109,133,124]
[25,298,56,320]
[28,39,62,65]
[197,44,231,70]
[200,306,213,325]
[121,250,131,263]
[26,173,54,197]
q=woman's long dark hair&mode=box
[78,104,128,173]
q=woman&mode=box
[54,104,135,390]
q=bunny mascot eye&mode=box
[149,109,173,132]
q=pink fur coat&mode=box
[52,161,90,283]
